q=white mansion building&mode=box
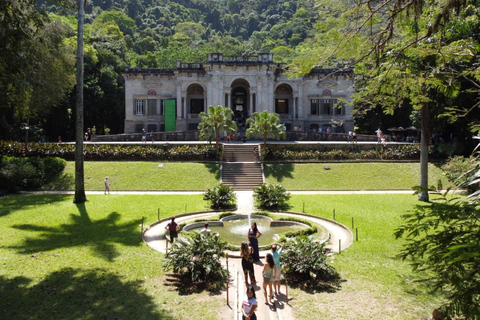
[123,52,354,134]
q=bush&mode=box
[0,157,66,192]
[253,183,290,210]
[0,141,216,161]
[281,235,341,292]
[203,184,237,209]
[265,144,432,161]
[442,156,477,192]
[162,232,228,284]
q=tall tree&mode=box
[74,0,86,203]
[198,105,237,154]
[246,110,286,152]
[290,0,479,201]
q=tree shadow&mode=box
[263,163,294,182]
[0,194,72,218]
[42,172,74,190]
[204,163,221,180]
[0,268,172,320]
[9,203,141,261]
[163,273,225,296]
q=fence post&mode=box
[286,281,289,304]
[356,228,358,242]
[352,217,354,229]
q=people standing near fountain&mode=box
[262,253,277,304]
[248,222,262,261]
[271,243,283,295]
[241,285,258,320]
[200,222,211,233]
[165,217,180,243]
[241,242,256,285]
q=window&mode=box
[333,100,345,115]
[147,124,157,132]
[311,99,319,115]
[147,99,157,115]
[321,99,331,115]
[275,99,289,114]
[135,99,144,115]
[160,100,165,115]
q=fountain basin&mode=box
[184,214,314,248]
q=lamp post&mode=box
[22,123,30,154]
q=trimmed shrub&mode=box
[265,144,432,161]
[0,141,216,161]
[253,183,290,210]
[203,184,237,209]
[281,235,341,292]
[162,232,228,285]
[0,157,66,192]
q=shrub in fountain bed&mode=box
[162,232,228,285]
[253,183,290,210]
[281,235,341,292]
[203,184,237,209]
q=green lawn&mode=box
[45,161,220,191]
[288,193,446,319]
[265,162,452,190]
[0,194,230,320]
[46,161,451,191]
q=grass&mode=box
[1,161,457,319]
[287,193,446,320]
[264,162,452,190]
[45,161,451,191]
[0,194,231,320]
[44,161,220,191]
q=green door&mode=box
[164,99,176,132]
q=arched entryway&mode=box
[186,84,205,116]
[230,79,250,127]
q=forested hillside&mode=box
[39,0,316,67]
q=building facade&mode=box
[123,52,354,134]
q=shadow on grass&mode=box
[42,172,74,190]
[204,163,221,180]
[163,273,225,296]
[0,268,172,320]
[10,204,141,261]
[263,163,294,182]
[0,194,72,218]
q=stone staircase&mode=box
[221,144,264,191]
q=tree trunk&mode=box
[74,0,86,203]
[418,102,429,202]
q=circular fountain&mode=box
[183,214,317,248]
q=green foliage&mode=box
[281,235,341,292]
[162,232,228,284]
[198,105,237,154]
[203,184,237,209]
[253,183,290,210]
[0,141,216,161]
[442,156,476,192]
[266,144,429,161]
[0,156,66,192]
[246,111,286,150]
[394,193,480,319]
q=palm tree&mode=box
[246,110,286,152]
[198,105,237,154]
[74,0,86,203]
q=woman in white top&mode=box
[241,285,257,320]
